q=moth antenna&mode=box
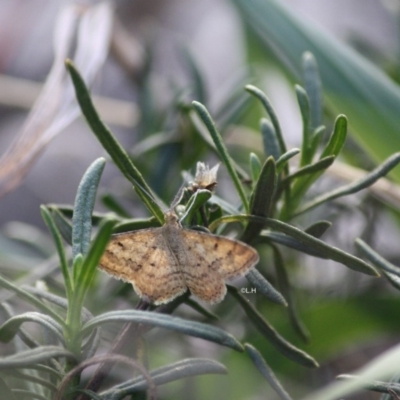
[169,182,186,211]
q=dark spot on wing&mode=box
[117,242,124,248]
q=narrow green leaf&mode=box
[286,156,335,219]
[260,118,281,160]
[72,158,106,258]
[381,270,400,291]
[320,115,347,159]
[246,269,287,306]
[309,125,325,157]
[264,217,379,276]
[233,0,400,183]
[304,220,331,238]
[0,313,64,344]
[355,239,400,277]
[184,298,219,320]
[49,207,73,245]
[297,152,400,215]
[23,286,93,321]
[0,346,75,369]
[0,274,65,326]
[245,85,287,156]
[72,253,84,286]
[302,52,322,130]
[75,218,115,303]
[113,217,160,234]
[245,343,294,400]
[192,101,249,212]
[249,152,262,183]
[82,310,243,351]
[275,148,300,173]
[102,358,227,399]
[81,328,101,359]
[296,85,312,166]
[227,286,318,368]
[292,156,335,182]
[242,156,276,242]
[282,156,334,188]
[250,156,277,215]
[190,111,251,182]
[260,232,329,258]
[49,204,104,225]
[65,59,164,223]
[180,189,212,225]
[40,206,73,299]
[208,214,254,232]
[272,245,310,342]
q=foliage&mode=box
[233,0,400,183]
[1,22,400,400]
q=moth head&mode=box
[164,210,180,226]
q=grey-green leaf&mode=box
[320,115,347,159]
[66,60,165,223]
[296,152,400,216]
[228,286,318,368]
[192,101,249,212]
[245,85,287,156]
[272,245,310,342]
[242,156,276,242]
[0,273,65,326]
[250,152,262,183]
[296,84,312,166]
[304,220,331,238]
[72,158,106,258]
[180,189,212,225]
[264,217,378,276]
[355,239,400,277]
[50,207,73,245]
[0,312,64,344]
[0,346,75,369]
[260,118,281,160]
[82,310,243,351]
[102,358,227,399]
[275,148,300,173]
[246,269,287,306]
[245,343,294,400]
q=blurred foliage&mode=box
[1,2,400,399]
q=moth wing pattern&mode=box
[99,228,187,305]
